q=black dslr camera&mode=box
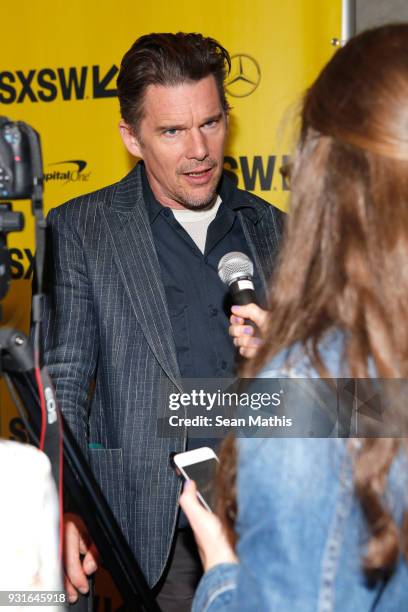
[0,117,43,302]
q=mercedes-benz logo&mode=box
[226,54,261,98]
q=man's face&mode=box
[120,75,228,210]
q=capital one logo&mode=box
[226,54,261,98]
[44,160,91,184]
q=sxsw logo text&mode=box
[224,155,290,192]
[9,248,35,280]
[0,65,118,103]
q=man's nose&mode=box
[186,129,208,161]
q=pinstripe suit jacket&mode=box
[42,162,284,586]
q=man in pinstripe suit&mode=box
[43,33,284,610]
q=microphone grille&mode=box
[218,251,254,285]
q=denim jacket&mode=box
[192,333,408,611]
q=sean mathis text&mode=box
[167,415,293,428]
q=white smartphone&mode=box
[173,447,219,512]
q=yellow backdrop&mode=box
[0,0,341,605]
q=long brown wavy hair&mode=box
[217,24,408,577]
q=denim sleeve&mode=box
[192,564,239,612]
[191,437,345,612]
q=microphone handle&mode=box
[229,278,258,329]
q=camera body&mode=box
[0,117,42,200]
[0,117,42,302]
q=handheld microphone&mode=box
[218,251,257,306]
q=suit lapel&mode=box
[238,209,282,299]
[101,165,181,389]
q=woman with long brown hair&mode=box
[180,24,408,611]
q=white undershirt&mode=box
[172,196,222,254]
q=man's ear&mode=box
[119,121,143,158]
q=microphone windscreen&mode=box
[218,251,254,286]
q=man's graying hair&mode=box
[116,32,231,134]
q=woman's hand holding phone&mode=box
[179,480,238,572]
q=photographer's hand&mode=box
[63,513,99,603]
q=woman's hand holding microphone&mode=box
[229,303,269,359]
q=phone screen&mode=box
[182,458,218,511]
